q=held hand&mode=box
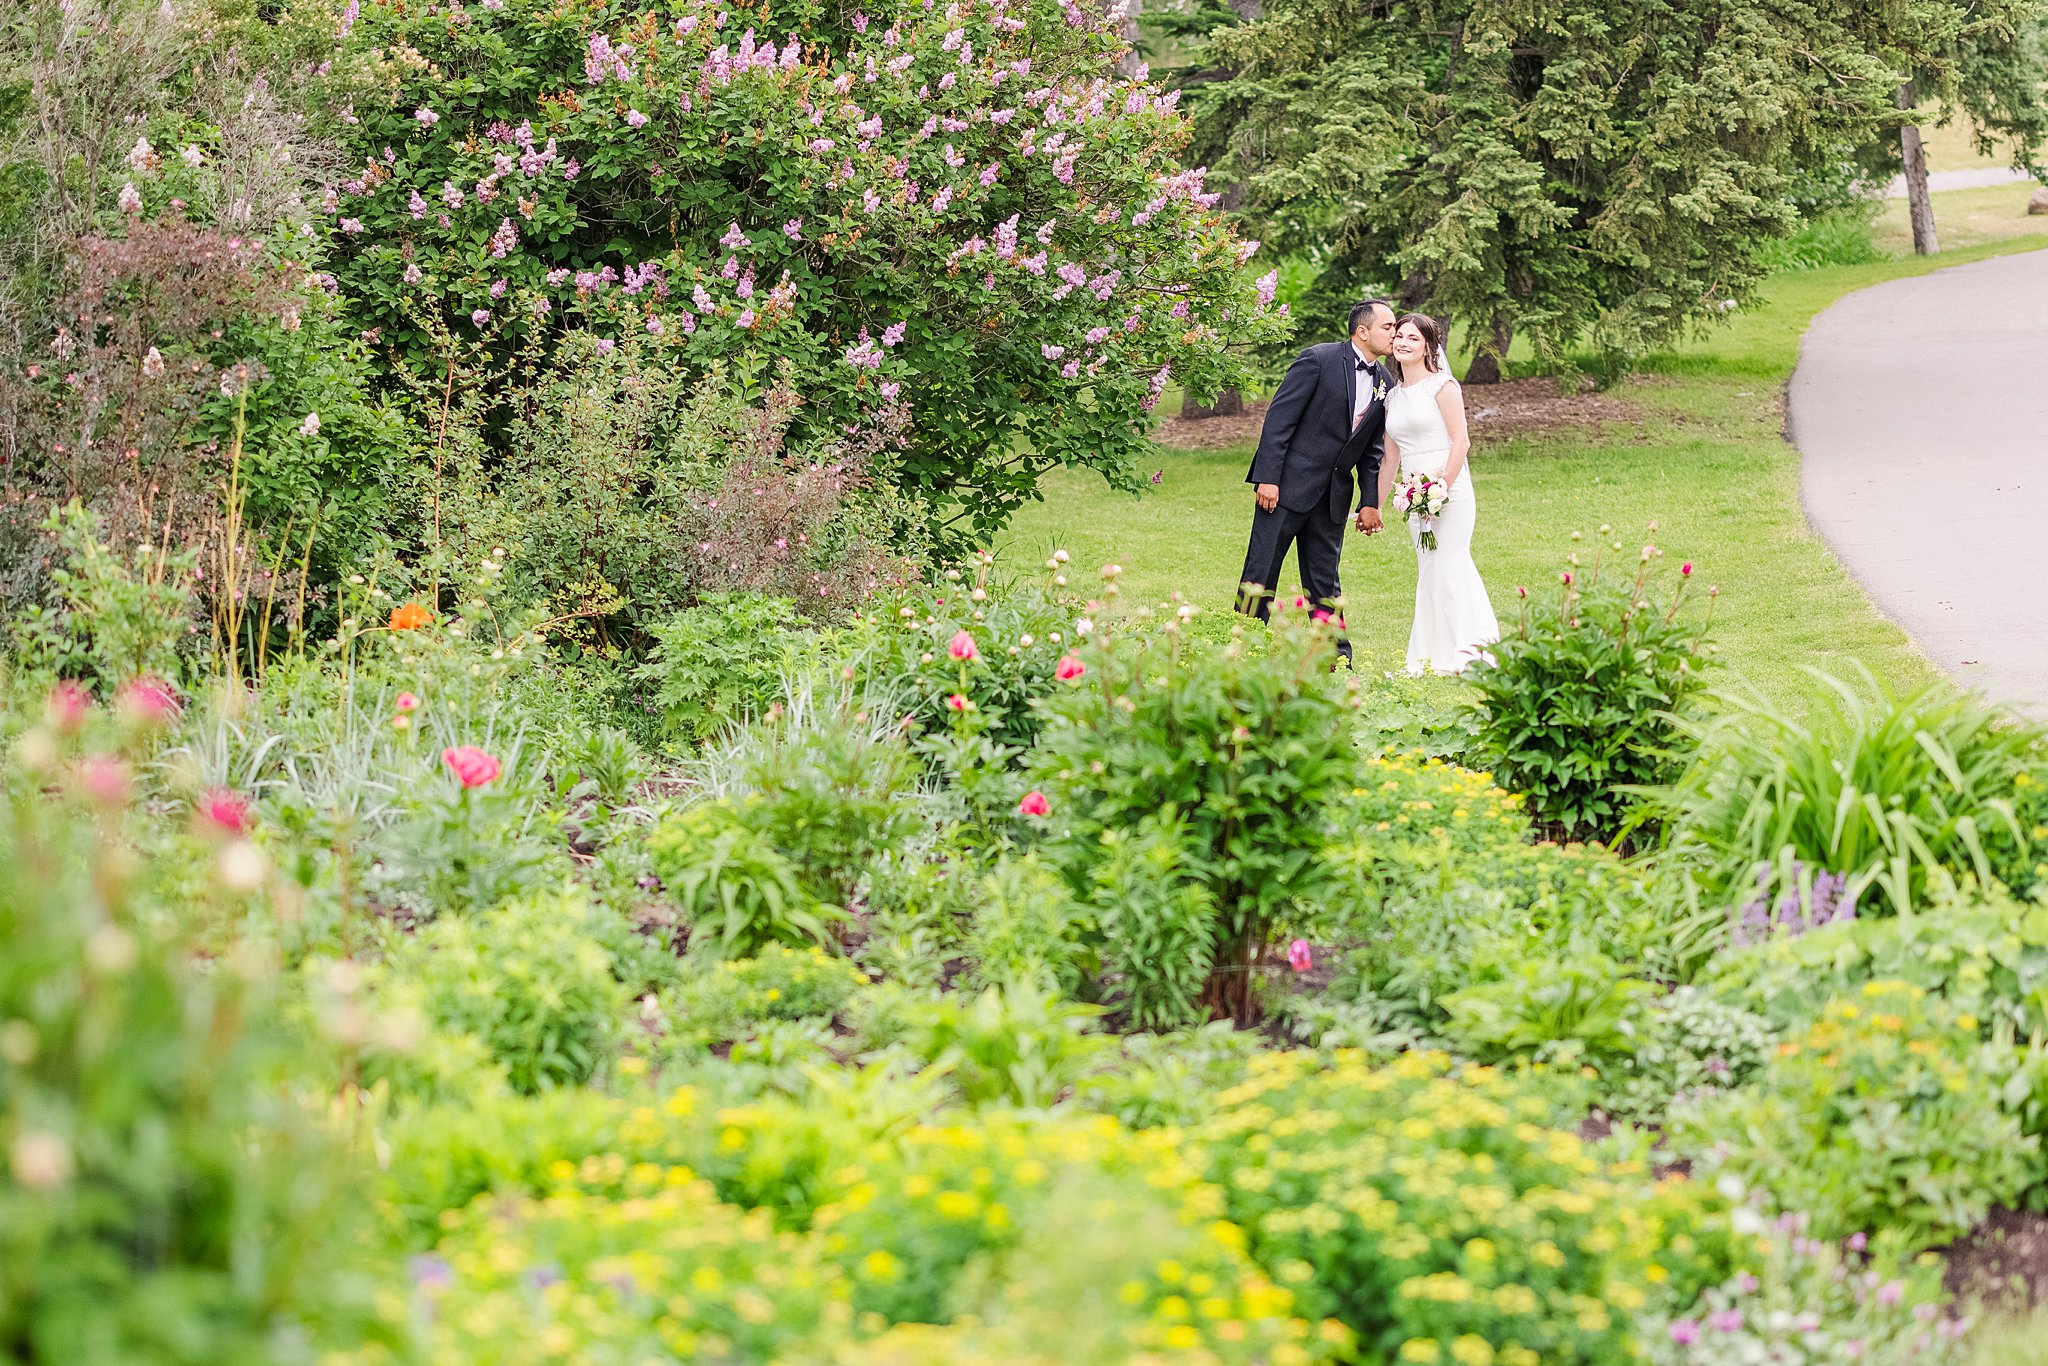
[1255,483,1280,513]
[1355,507,1383,534]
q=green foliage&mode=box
[7,502,197,687]
[663,945,869,1052]
[1350,668,1482,762]
[647,799,845,960]
[1753,205,1885,273]
[959,853,1094,996]
[1465,537,1712,840]
[318,0,1283,528]
[1704,887,2048,1039]
[1079,1021,1260,1130]
[0,770,397,1364]
[1645,666,2048,942]
[1025,612,1357,1020]
[866,984,1111,1109]
[378,886,627,1094]
[1602,988,1775,1125]
[639,593,805,746]
[1198,1051,1735,1365]
[1086,815,1221,1030]
[1440,954,1656,1068]
[1667,983,2040,1247]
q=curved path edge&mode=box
[1789,247,2048,712]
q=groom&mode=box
[1236,299,1398,661]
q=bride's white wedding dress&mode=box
[1385,370,1500,675]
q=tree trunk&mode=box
[1181,387,1243,420]
[1897,83,1939,256]
[1464,312,1513,385]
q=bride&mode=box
[1364,313,1500,675]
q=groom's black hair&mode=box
[1348,299,1394,337]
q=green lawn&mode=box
[1001,200,2048,706]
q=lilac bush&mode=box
[315,0,1286,528]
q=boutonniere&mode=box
[1374,379,1389,401]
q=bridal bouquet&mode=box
[1389,472,1450,550]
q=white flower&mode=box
[298,412,321,437]
[141,346,165,378]
[1074,617,1094,637]
[180,144,204,168]
[125,136,155,172]
[413,108,440,127]
[117,182,143,215]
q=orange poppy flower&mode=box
[388,602,433,631]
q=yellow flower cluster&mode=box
[410,1093,1335,1365]
[1199,1051,1732,1366]
[1347,753,1529,850]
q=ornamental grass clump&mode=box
[1642,664,2048,946]
[1465,525,1713,842]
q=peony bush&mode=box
[314,0,1287,524]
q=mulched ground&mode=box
[1155,377,1647,452]
[1944,1206,2048,1308]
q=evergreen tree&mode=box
[1202,0,2048,379]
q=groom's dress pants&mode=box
[1238,496,1351,661]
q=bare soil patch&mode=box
[1155,377,1645,452]
[1944,1206,2048,1308]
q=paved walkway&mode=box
[1883,166,2036,197]
[1789,248,2048,711]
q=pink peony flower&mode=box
[944,693,971,712]
[1681,561,1694,577]
[1017,790,1050,816]
[1287,939,1312,973]
[1054,654,1085,681]
[45,681,90,734]
[78,755,130,806]
[198,788,253,835]
[117,675,179,726]
[413,108,440,127]
[395,691,420,713]
[947,629,979,661]
[441,745,502,788]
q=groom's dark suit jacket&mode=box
[1244,341,1394,523]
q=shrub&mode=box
[379,886,627,1093]
[317,0,1285,528]
[1439,953,1657,1068]
[0,752,399,1363]
[1079,1020,1261,1129]
[690,686,925,909]
[647,799,846,959]
[1197,1051,1736,1365]
[639,593,806,746]
[1465,529,1713,840]
[663,944,870,1051]
[866,983,1111,1108]
[1667,982,2039,1247]
[1752,204,1884,273]
[1086,814,1222,1030]
[1025,609,1356,1020]
[849,563,1086,755]
[1644,666,2048,941]
[6,503,198,688]
[959,853,1095,996]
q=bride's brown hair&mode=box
[1395,313,1444,376]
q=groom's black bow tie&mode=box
[1355,358,1373,371]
